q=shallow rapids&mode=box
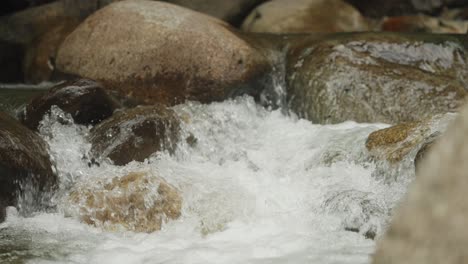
[0,96,415,264]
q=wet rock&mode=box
[323,190,387,240]
[56,0,271,106]
[366,114,454,164]
[21,79,120,130]
[372,100,468,264]
[0,112,56,222]
[286,32,467,124]
[242,0,369,33]
[165,0,266,26]
[89,105,181,166]
[381,15,468,33]
[66,172,182,233]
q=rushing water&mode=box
[0,95,417,264]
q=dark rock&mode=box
[0,41,24,83]
[286,32,467,124]
[21,79,120,130]
[23,20,80,83]
[0,0,56,16]
[89,105,181,166]
[56,0,271,106]
[345,0,468,18]
[0,112,57,222]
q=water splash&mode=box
[1,96,419,264]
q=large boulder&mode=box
[372,102,468,263]
[165,0,266,26]
[65,172,182,232]
[88,105,181,166]
[56,0,271,106]
[242,0,369,33]
[21,79,120,130]
[286,33,467,124]
[0,112,56,222]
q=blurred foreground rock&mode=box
[372,100,468,263]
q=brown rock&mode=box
[89,105,181,166]
[372,99,468,264]
[0,112,56,222]
[286,32,467,124]
[242,0,369,33]
[56,0,271,106]
[381,15,468,34]
[21,79,120,130]
[66,172,182,232]
[365,114,454,163]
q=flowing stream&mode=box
[0,90,417,264]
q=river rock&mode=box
[21,79,120,130]
[56,0,271,106]
[66,172,182,232]
[242,0,369,33]
[165,0,266,26]
[23,20,80,83]
[381,15,468,33]
[0,112,56,222]
[89,105,181,166]
[366,114,454,164]
[286,33,467,124]
[372,99,468,263]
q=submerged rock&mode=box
[286,33,467,124]
[323,190,387,240]
[89,105,181,166]
[372,99,468,263]
[66,172,182,233]
[242,0,368,33]
[0,112,56,222]
[21,79,120,130]
[56,0,271,106]
[366,114,454,164]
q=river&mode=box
[0,90,415,264]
